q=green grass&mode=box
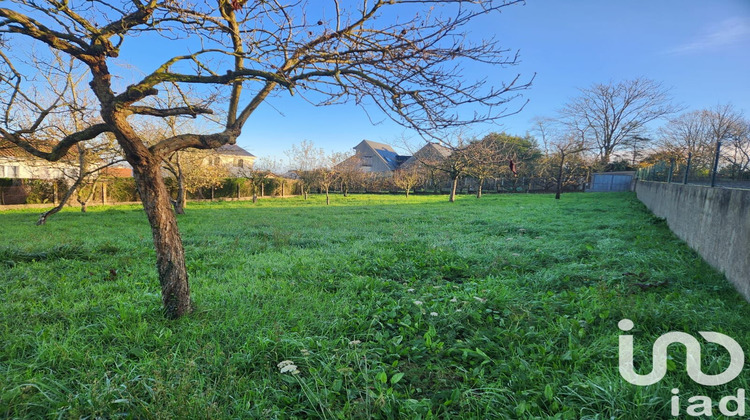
[1,193,748,419]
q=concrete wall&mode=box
[636,181,750,300]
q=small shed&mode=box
[587,171,636,192]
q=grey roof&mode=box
[400,142,452,169]
[362,140,404,170]
[215,144,255,157]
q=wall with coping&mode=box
[636,181,750,300]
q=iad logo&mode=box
[618,319,744,386]
[618,319,746,417]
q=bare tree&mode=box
[0,0,530,318]
[286,140,325,200]
[658,110,717,171]
[561,78,680,166]
[722,115,750,178]
[247,157,282,200]
[533,117,588,199]
[463,138,503,198]
[336,154,365,197]
[392,166,422,197]
[658,104,747,177]
[317,152,348,205]
[32,57,123,224]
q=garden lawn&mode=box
[1,193,749,419]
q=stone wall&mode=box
[636,181,750,300]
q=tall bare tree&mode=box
[658,110,717,171]
[722,115,750,179]
[658,105,748,176]
[562,78,679,166]
[0,0,530,318]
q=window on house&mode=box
[237,159,244,168]
[362,155,373,167]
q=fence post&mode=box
[667,158,675,183]
[710,141,722,187]
[683,152,692,185]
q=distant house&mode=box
[0,143,78,180]
[347,140,411,175]
[399,142,452,170]
[207,144,256,176]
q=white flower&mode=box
[348,340,362,346]
[433,286,441,289]
[430,312,438,317]
[407,288,415,292]
[474,296,487,303]
[280,365,299,374]
[277,360,300,375]
[300,349,310,356]
[413,300,423,306]
[450,297,458,303]
[455,309,463,312]
[512,253,521,257]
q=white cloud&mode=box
[667,17,750,55]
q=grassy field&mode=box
[1,193,749,419]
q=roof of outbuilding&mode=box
[215,144,255,157]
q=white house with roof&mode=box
[206,144,256,176]
[0,143,78,180]
[347,140,411,175]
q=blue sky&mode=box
[118,1,749,160]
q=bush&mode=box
[24,179,56,204]
[108,178,139,202]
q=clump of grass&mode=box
[1,192,748,418]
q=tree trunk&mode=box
[211,186,215,201]
[405,188,410,198]
[78,180,98,213]
[252,193,258,203]
[173,170,186,214]
[37,178,82,225]
[281,182,285,197]
[132,162,191,319]
[555,153,565,200]
[476,179,483,198]
[325,189,330,205]
[449,176,459,202]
